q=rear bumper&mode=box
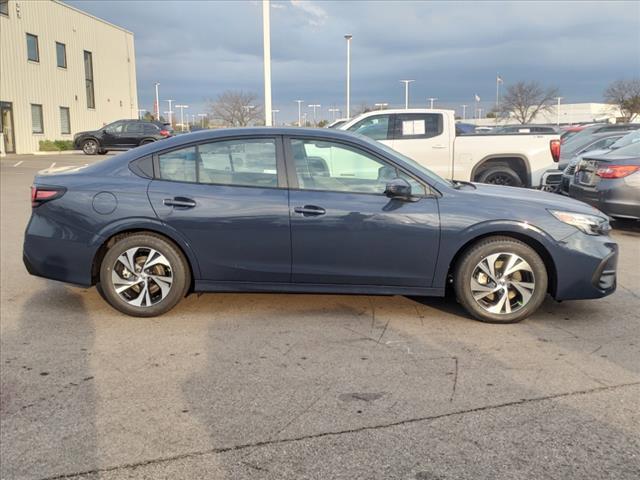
[570,181,640,220]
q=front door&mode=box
[147,136,291,283]
[0,102,16,154]
[286,137,440,287]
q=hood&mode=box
[467,182,602,215]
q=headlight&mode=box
[549,210,610,235]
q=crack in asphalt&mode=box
[38,381,640,480]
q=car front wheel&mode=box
[99,233,190,317]
[454,236,548,323]
[82,139,99,155]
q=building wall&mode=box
[0,0,138,154]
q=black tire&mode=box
[140,139,155,146]
[98,150,108,155]
[82,139,99,155]
[454,236,548,323]
[98,233,190,317]
[477,166,523,187]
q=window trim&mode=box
[31,103,44,134]
[55,41,67,69]
[282,135,435,198]
[346,114,394,141]
[59,106,71,135]
[26,33,40,63]
[391,113,444,140]
[150,135,288,189]
[1,0,9,16]
[84,50,95,109]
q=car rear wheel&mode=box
[82,139,99,155]
[98,150,108,155]
[477,166,523,187]
[454,236,547,323]
[98,234,189,317]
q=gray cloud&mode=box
[69,0,640,121]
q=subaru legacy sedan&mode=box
[24,128,617,323]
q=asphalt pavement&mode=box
[1,154,639,480]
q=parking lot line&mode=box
[13,161,23,167]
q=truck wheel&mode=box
[477,166,523,187]
[82,139,99,155]
[454,236,547,323]
[98,233,190,317]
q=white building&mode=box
[0,0,138,154]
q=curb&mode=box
[33,151,85,156]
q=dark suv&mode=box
[73,120,173,155]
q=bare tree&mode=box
[604,78,640,121]
[353,103,374,116]
[210,90,263,127]
[500,81,559,124]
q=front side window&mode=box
[56,42,67,68]
[393,113,443,139]
[26,33,39,62]
[84,51,95,108]
[105,121,125,133]
[346,115,391,140]
[31,104,43,133]
[59,107,70,134]
[290,138,425,195]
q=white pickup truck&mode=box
[338,109,561,188]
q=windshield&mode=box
[611,130,640,149]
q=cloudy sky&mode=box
[69,0,640,122]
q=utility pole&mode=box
[263,0,272,126]
[295,100,304,126]
[556,97,563,126]
[165,99,174,125]
[154,82,160,120]
[461,104,467,121]
[175,104,189,132]
[400,80,414,109]
[344,34,352,118]
[308,104,321,126]
[427,97,437,109]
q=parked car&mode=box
[559,131,640,195]
[73,119,173,155]
[474,126,495,133]
[339,109,561,188]
[493,125,560,134]
[327,118,349,129]
[559,123,640,167]
[560,124,597,143]
[24,128,617,323]
[570,141,640,220]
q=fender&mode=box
[470,154,531,187]
[432,219,560,289]
[89,217,203,279]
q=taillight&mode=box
[159,129,171,137]
[550,139,561,162]
[596,165,640,179]
[31,186,65,207]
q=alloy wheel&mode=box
[111,247,173,307]
[83,140,98,155]
[470,252,536,315]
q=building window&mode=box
[0,0,9,16]
[56,42,67,68]
[26,33,39,62]
[60,107,71,134]
[31,104,44,134]
[84,50,95,109]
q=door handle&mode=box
[432,144,447,149]
[294,205,326,216]
[163,197,196,208]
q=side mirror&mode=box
[384,177,412,199]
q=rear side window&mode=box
[393,113,443,139]
[143,123,160,134]
[157,138,278,188]
[125,122,144,134]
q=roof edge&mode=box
[53,0,134,35]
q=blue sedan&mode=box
[24,128,618,323]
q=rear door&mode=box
[390,113,451,178]
[147,136,291,283]
[285,136,440,287]
[122,122,145,147]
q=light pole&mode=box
[154,82,160,120]
[271,109,280,126]
[328,108,340,121]
[198,113,207,128]
[263,0,272,126]
[295,100,304,126]
[175,104,189,132]
[461,105,467,121]
[477,108,483,119]
[427,97,438,109]
[137,109,146,119]
[308,104,321,126]
[344,34,352,119]
[400,80,414,109]
[556,97,563,126]
[302,112,307,126]
[165,99,174,125]
[374,103,388,110]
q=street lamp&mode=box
[344,34,352,119]
[400,80,414,109]
[263,0,272,126]
[427,97,438,109]
[328,108,340,121]
[137,109,146,119]
[154,82,160,120]
[295,100,304,126]
[308,104,321,126]
[460,104,467,121]
[556,97,563,126]
[271,109,280,126]
[165,99,174,125]
[175,104,189,132]
[198,113,208,128]
[374,103,388,110]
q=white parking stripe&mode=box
[49,162,56,169]
[13,161,23,167]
